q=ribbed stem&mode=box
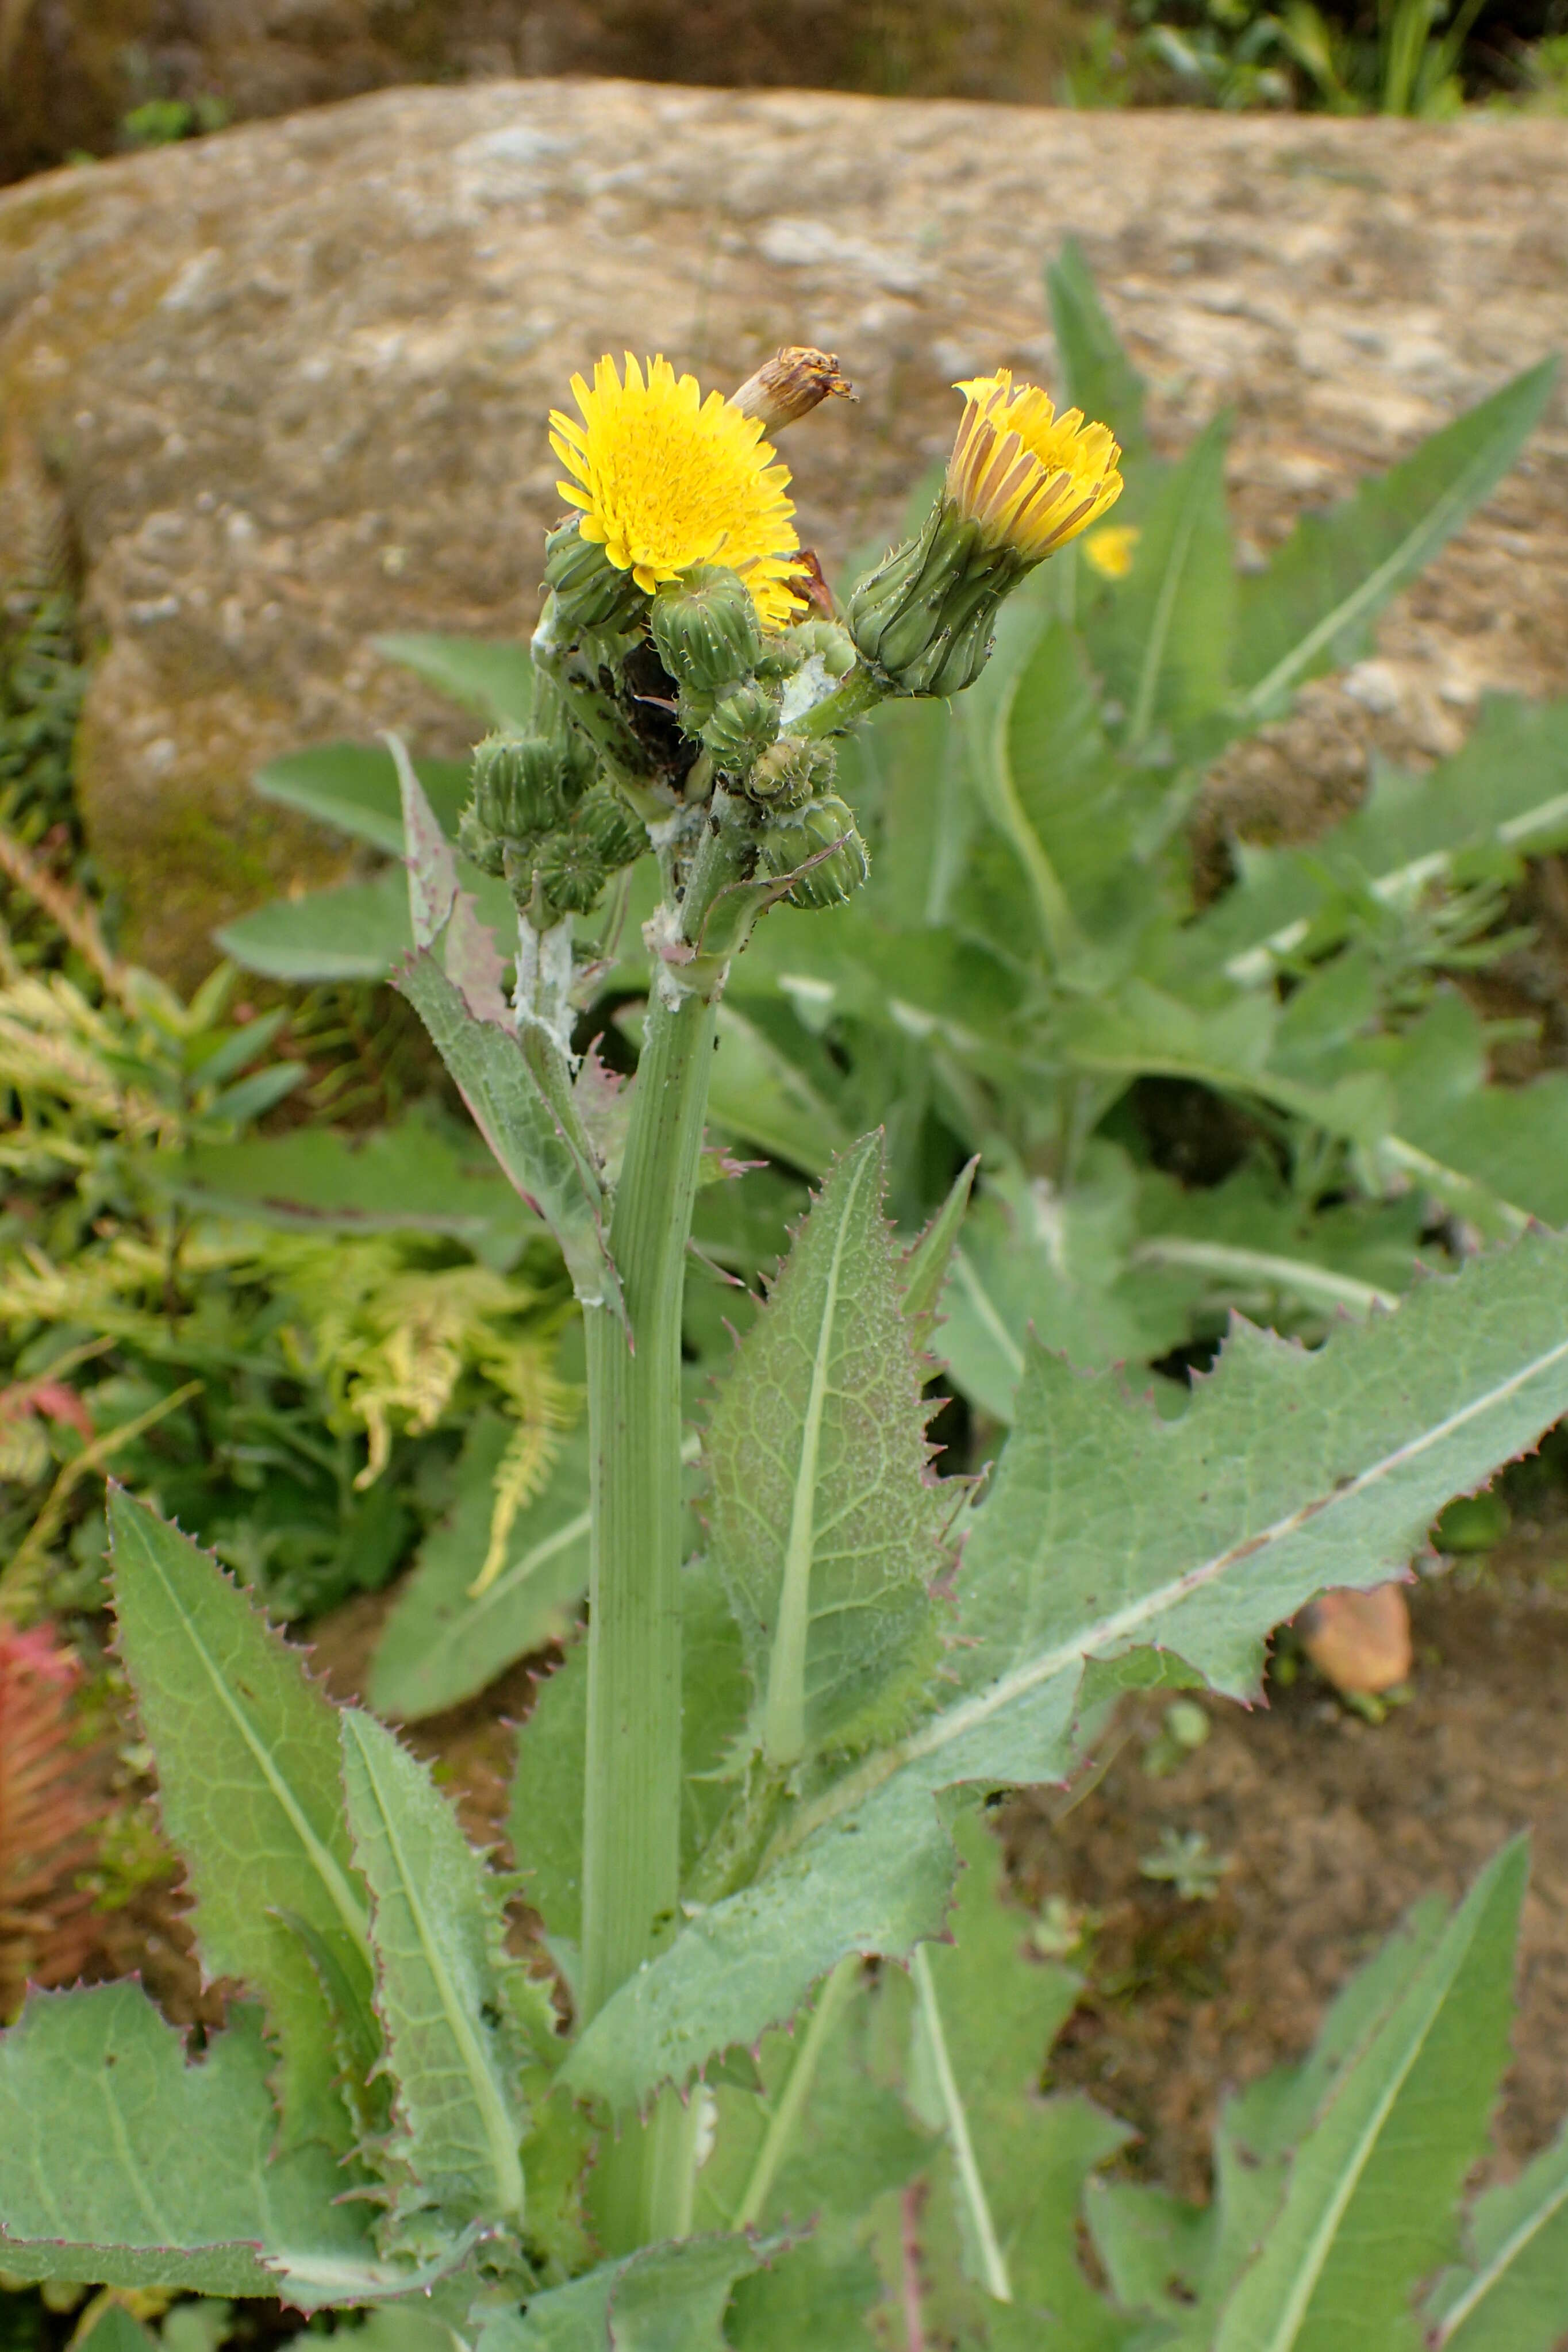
[581,982,715,2022]
[793,664,888,740]
[581,978,716,2250]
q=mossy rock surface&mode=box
[0,83,1565,984]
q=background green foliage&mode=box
[2,240,1567,2352]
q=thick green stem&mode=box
[793,663,889,740]
[581,960,721,2252]
[581,982,715,2026]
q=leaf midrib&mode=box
[126,1517,370,1962]
[761,1143,876,1767]
[781,1323,1568,1855]
[1126,460,1208,754]
[1236,384,1545,720]
[1434,2164,1568,2343]
[1250,1950,1468,2352]
[344,1717,524,2221]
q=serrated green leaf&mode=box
[1090,411,1234,755]
[1208,1840,1526,2352]
[1001,621,1139,908]
[1371,989,1568,1229]
[0,1985,405,2301]
[960,602,1096,966]
[172,1107,540,1267]
[565,1229,1568,2108]
[908,1813,1132,2349]
[216,870,417,982]
[706,1132,949,1768]
[900,1154,979,1340]
[252,742,471,855]
[217,867,514,983]
[705,1004,851,1177]
[375,634,535,726]
[509,1643,587,1953]
[679,1551,755,1882]
[482,2236,763,2352]
[1231,361,1557,723]
[1173,1895,1451,2341]
[1045,239,1151,469]
[695,1961,929,2238]
[107,1488,371,2155]
[370,1421,590,1723]
[695,1959,930,2351]
[726,2240,889,2352]
[846,693,973,930]
[340,1709,530,2230]
[1085,2181,1213,2322]
[77,2307,159,2352]
[1427,2118,1568,2351]
[1133,1164,1425,1327]
[939,1149,1194,1419]
[1185,695,1568,988]
[395,950,621,1317]
[1060,975,1396,1147]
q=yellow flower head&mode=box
[1083,522,1141,581]
[550,353,805,629]
[947,371,1123,563]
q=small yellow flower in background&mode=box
[550,352,804,628]
[947,370,1123,562]
[1083,522,1141,580]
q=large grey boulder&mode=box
[0,82,1564,984]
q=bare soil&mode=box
[1006,1521,1568,2200]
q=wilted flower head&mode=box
[730,347,857,435]
[947,371,1123,562]
[549,353,804,629]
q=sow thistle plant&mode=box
[7,326,1568,2352]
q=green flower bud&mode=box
[543,517,647,637]
[702,681,781,772]
[651,566,763,714]
[531,830,609,918]
[759,617,857,683]
[747,733,836,812]
[573,786,646,873]
[470,731,583,844]
[847,497,1026,698]
[759,794,869,910]
[458,805,506,875]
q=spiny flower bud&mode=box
[543,516,647,637]
[730,348,857,435]
[759,794,869,910]
[747,734,836,812]
[773,618,857,681]
[702,681,781,772]
[532,829,610,918]
[651,566,763,714]
[847,499,1014,698]
[572,785,645,873]
[470,731,582,844]
[458,805,506,877]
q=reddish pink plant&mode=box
[0,1623,103,2019]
